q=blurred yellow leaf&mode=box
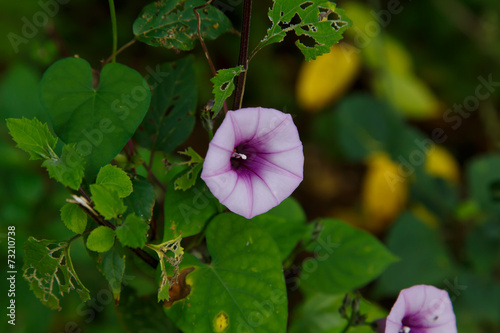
[373,70,441,120]
[296,43,361,112]
[410,204,439,228]
[361,153,408,233]
[364,36,413,74]
[425,145,460,183]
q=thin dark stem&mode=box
[194,0,228,114]
[143,153,167,193]
[108,0,118,63]
[232,0,252,110]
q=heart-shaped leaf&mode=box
[40,57,151,177]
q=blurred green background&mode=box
[1,0,499,332]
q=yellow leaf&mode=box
[296,43,361,112]
[425,145,460,183]
[364,36,413,74]
[361,153,408,233]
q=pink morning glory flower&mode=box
[377,285,457,333]
[201,107,304,219]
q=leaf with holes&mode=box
[255,0,352,61]
[211,66,244,117]
[135,57,196,154]
[23,237,90,310]
[165,213,288,333]
[133,0,232,51]
[39,57,151,177]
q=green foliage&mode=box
[251,197,308,261]
[165,214,288,333]
[300,219,397,295]
[467,154,500,213]
[42,143,85,190]
[135,57,197,153]
[289,293,386,333]
[116,214,149,249]
[60,202,88,234]
[123,176,156,219]
[211,66,244,116]
[96,164,133,198]
[101,249,126,301]
[86,226,116,252]
[23,237,90,310]
[90,184,127,220]
[375,212,455,296]
[6,117,57,160]
[164,176,220,240]
[133,0,232,51]
[39,57,151,177]
[174,148,204,191]
[256,0,352,61]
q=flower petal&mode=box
[386,285,457,333]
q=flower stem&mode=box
[103,39,137,66]
[232,0,252,110]
[108,0,118,63]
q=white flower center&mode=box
[232,152,247,160]
[399,327,411,333]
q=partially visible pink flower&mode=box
[201,107,304,219]
[377,285,457,333]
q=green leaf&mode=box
[96,164,133,198]
[467,154,500,213]
[251,197,308,261]
[39,57,151,177]
[123,176,156,219]
[289,293,387,333]
[211,66,244,117]
[116,214,149,249]
[115,287,179,332]
[133,0,232,51]
[135,57,197,153]
[163,177,219,241]
[257,1,352,61]
[6,117,57,160]
[300,218,397,295]
[90,184,127,220]
[333,94,404,161]
[42,143,85,190]
[174,148,204,191]
[86,226,116,252]
[23,237,90,310]
[165,213,288,333]
[60,202,87,234]
[374,212,456,297]
[102,249,126,301]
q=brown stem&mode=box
[232,0,252,110]
[102,39,137,66]
[194,0,229,114]
[143,152,167,193]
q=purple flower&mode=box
[377,285,457,333]
[201,107,304,219]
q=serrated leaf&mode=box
[40,57,151,177]
[174,148,204,191]
[135,57,197,153]
[133,0,232,51]
[23,237,90,310]
[165,213,288,333]
[96,164,133,198]
[6,117,57,160]
[164,177,219,241]
[123,176,156,219]
[210,66,244,116]
[102,249,126,301]
[300,218,397,296]
[257,1,352,61]
[86,226,116,252]
[42,143,85,190]
[60,202,87,234]
[116,214,149,249]
[90,184,127,220]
